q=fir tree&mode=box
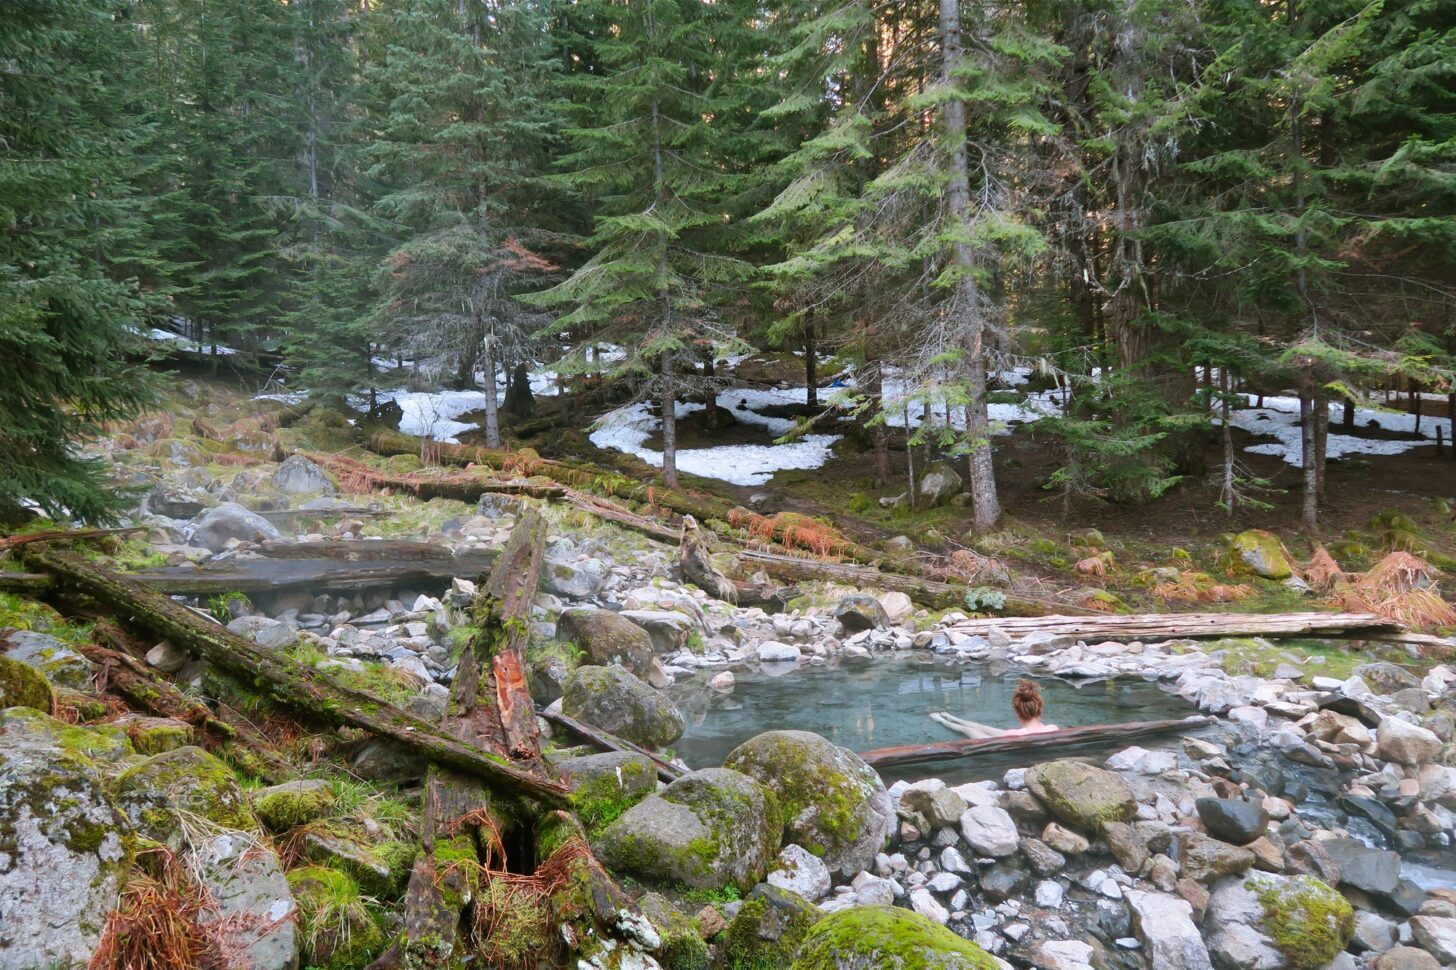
[0,0,155,522]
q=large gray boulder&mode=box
[1376,716,1441,766]
[834,595,890,633]
[227,615,299,651]
[1126,890,1212,970]
[917,461,964,507]
[189,501,282,552]
[1025,759,1136,833]
[272,454,335,496]
[0,709,131,970]
[555,608,655,676]
[561,665,685,749]
[596,768,781,891]
[724,730,892,876]
[193,831,299,970]
[2,630,95,690]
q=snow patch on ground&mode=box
[1226,394,1450,467]
[590,400,841,487]
[146,327,239,356]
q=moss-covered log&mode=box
[78,623,293,781]
[22,546,568,807]
[540,710,684,784]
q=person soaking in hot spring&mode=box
[930,679,1059,739]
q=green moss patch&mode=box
[790,905,998,970]
[1249,873,1354,970]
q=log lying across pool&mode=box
[858,715,1218,770]
[942,611,1401,642]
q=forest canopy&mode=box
[3,0,1453,525]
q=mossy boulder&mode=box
[789,905,1000,970]
[556,607,655,677]
[111,745,258,845]
[724,730,892,876]
[596,767,782,891]
[724,884,822,969]
[525,638,583,703]
[300,828,417,896]
[112,713,196,755]
[1207,872,1353,970]
[251,778,337,832]
[559,751,658,835]
[288,865,386,970]
[638,892,710,970]
[2,630,95,690]
[1225,530,1294,580]
[1024,759,1136,833]
[561,664,685,749]
[0,654,54,713]
[0,709,130,970]
[0,705,134,768]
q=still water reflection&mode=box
[667,657,1198,785]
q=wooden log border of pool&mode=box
[940,611,1401,641]
[858,715,1218,770]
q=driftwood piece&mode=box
[255,539,460,562]
[679,515,738,603]
[541,710,684,784]
[126,551,499,596]
[859,716,1217,770]
[22,547,568,807]
[941,611,1401,642]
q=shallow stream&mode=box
[668,656,1199,786]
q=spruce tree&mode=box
[0,0,155,522]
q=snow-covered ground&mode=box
[1227,394,1450,467]
[146,327,238,356]
[589,399,843,487]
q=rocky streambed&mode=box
[5,453,1456,969]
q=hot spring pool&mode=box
[666,657,1201,785]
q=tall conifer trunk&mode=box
[938,0,1000,532]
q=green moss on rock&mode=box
[1224,530,1294,580]
[1249,873,1354,969]
[0,655,55,713]
[288,865,387,970]
[110,745,258,844]
[722,730,891,876]
[724,885,821,970]
[251,778,337,832]
[790,906,999,970]
[1024,759,1136,833]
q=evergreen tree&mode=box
[531,0,750,487]
[365,0,563,446]
[0,0,155,522]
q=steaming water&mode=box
[668,657,1200,786]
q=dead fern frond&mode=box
[88,846,218,970]
[1302,545,1347,590]
[1356,551,1442,596]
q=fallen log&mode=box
[309,450,567,503]
[22,546,568,807]
[0,571,52,593]
[125,552,498,596]
[679,515,739,603]
[0,526,146,552]
[941,611,1401,642]
[859,716,1217,770]
[255,539,461,562]
[77,624,293,782]
[541,709,685,785]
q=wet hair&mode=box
[1012,679,1044,722]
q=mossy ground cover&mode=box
[1250,874,1354,969]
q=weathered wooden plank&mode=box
[859,716,1217,769]
[942,611,1400,642]
[541,710,684,784]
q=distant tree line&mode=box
[3,0,1453,523]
